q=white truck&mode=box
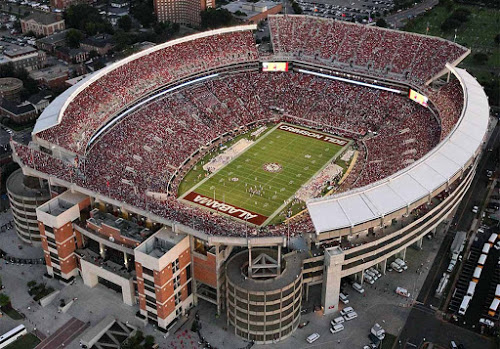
[370,323,385,340]
[447,231,467,273]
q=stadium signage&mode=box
[278,124,348,146]
[183,192,268,225]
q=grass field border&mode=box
[179,122,351,226]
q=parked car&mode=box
[343,311,358,321]
[390,262,403,273]
[479,318,494,327]
[472,206,479,214]
[339,292,349,304]
[352,282,365,293]
[340,306,354,316]
[369,267,382,278]
[395,287,410,297]
[306,333,320,343]
[395,258,408,270]
[365,269,378,280]
[364,274,375,284]
[330,323,344,334]
[331,316,345,325]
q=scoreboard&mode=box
[409,89,429,107]
[262,62,289,72]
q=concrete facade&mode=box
[6,169,51,244]
[321,246,345,315]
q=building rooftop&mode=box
[88,210,151,242]
[223,0,281,18]
[0,77,23,92]
[81,34,114,49]
[6,168,50,198]
[38,191,87,216]
[30,64,69,82]
[37,30,69,46]
[0,40,37,58]
[141,227,184,258]
[76,248,135,279]
[28,91,52,105]
[0,99,35,115]
[23,12,63,25]
[226,249,306,292]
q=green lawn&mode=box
[404,5,500,68]
[403,3,500,106]
[1,306,24,320]
[181,123,348,225]
[5,333,40,349]
[381,333,397,349]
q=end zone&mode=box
[182,192,268,225]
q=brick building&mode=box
[154,0,215,26]
[20,12,65,37]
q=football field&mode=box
[180,123,349,226]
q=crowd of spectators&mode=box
[428,79,464,140]
[36,30,259,155]
[268,15,468,86]
[23,17,470,237]
[15,69,466,237]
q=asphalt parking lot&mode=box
[297,0,395,22]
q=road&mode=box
[35,317,88,349]
[397,123,500,348]
[385,0,439,28]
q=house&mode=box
[0,99,37,124]
[0,40,45,71]
[36,30,69,52]
[104,7,129,26]
[81,34,115,55]
[27,92,52,114]
[0,91,52,124]
[30,65,69,89]
[222,0,283,24]
[56,47,89,64]
[20,12,65,37]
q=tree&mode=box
[472,52,488,65]
[113,29,133,51]
[495,34,500,45]
[118,15,132,31]
[130,0,155,28]
[64,4,113,36]
[376,18,387,28]
[291,0,302,14]
[66,29,83,49]
[144,335,155,349]
[0,293,10,307]
[200,8,234,29]
[441,8,471,32]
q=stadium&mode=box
[11,15,490,343]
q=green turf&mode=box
[177,124,275,196]
[4,333,40,349]
[181,124,347,224]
